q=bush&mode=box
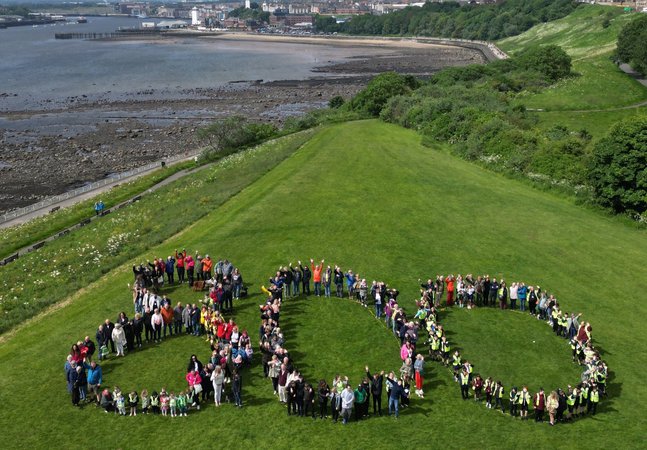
[197,116,278,161]
[329,95,345,109]
[588,117,647,214]
[350,72,415,116]
[517,45,572,82]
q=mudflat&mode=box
[0,32,484,213]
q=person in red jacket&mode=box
[445,275,455,307]
[175,249,186,283]
[311,259,324,297]
[534,388,546,422]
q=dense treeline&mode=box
[616,14,647,76]
[318,0,578,40]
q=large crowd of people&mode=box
[258,259,422,423]
[64,251,246,415]
[417,273,608,424]
[65,255,609,425]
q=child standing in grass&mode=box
[169,393,177,417]
[116,393,126,416]
[177,391,188,417]
[128,391,138,416]
[160,390,170,416]
[140,389,149,414]
[150,391,160,415]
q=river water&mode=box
[0,17,381,112]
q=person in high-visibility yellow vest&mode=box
[579,383,589,416]
[459,368,470,400]
[451,351,462,381]
[494,381,505,412]
[588,385,600,415]
[440,337,451,367]
[509,387,519,417]
[518,386,531,420]
[566,386,577,420]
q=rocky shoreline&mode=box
[0,43,484,213]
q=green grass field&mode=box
[1,121,645,448]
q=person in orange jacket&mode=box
[202,255,213,281]
[161,303,174,337]
[445,275,455,307]
[311,259,324,297]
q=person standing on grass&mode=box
[323,265,332,298]
[111,323,126,356]
[318,380,331,419]
[445,275,455,307]
[510,282,518,310]
[310,259,324,296]
[341,384,354,424]
[104,319,116,354]
[460,368,470,400]
[386,373,404,419]
[165,256,175,284]
[334,266,344,298]
[345,270,356,300]
[175,249,186,283]
[185,253,195,286]
[202,254,213,281]
[173,302,183,335]
[519,386,531,420]
[232,268,243,300]
[161,303,174,338]
[299,261,311,295]
[546,390,559,425]
[517,282,528,311]
[85,360,102,403]
[498,281,508,310]
[366,367,384,416]
[414,354,425,398]
[232,370,243,408]
[151,308,163,343]
[488,277,499,307]
[211,365,225,406]
[534,388,546,422]
[95,325,108,360]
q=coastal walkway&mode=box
[0,159,213,266]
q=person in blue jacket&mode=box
[517,283,528,312]
[345,270,356,299]
[165,256,176,284]
[86,360,103,403]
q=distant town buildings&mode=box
[110,0,647,32]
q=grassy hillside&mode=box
[499,5,647,138]
[1,121,645,447]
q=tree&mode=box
[197,116,277,160]
[350,72,416,116]
[588,117,647,214]
[617,15,647,76]
[518,45,572,82]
